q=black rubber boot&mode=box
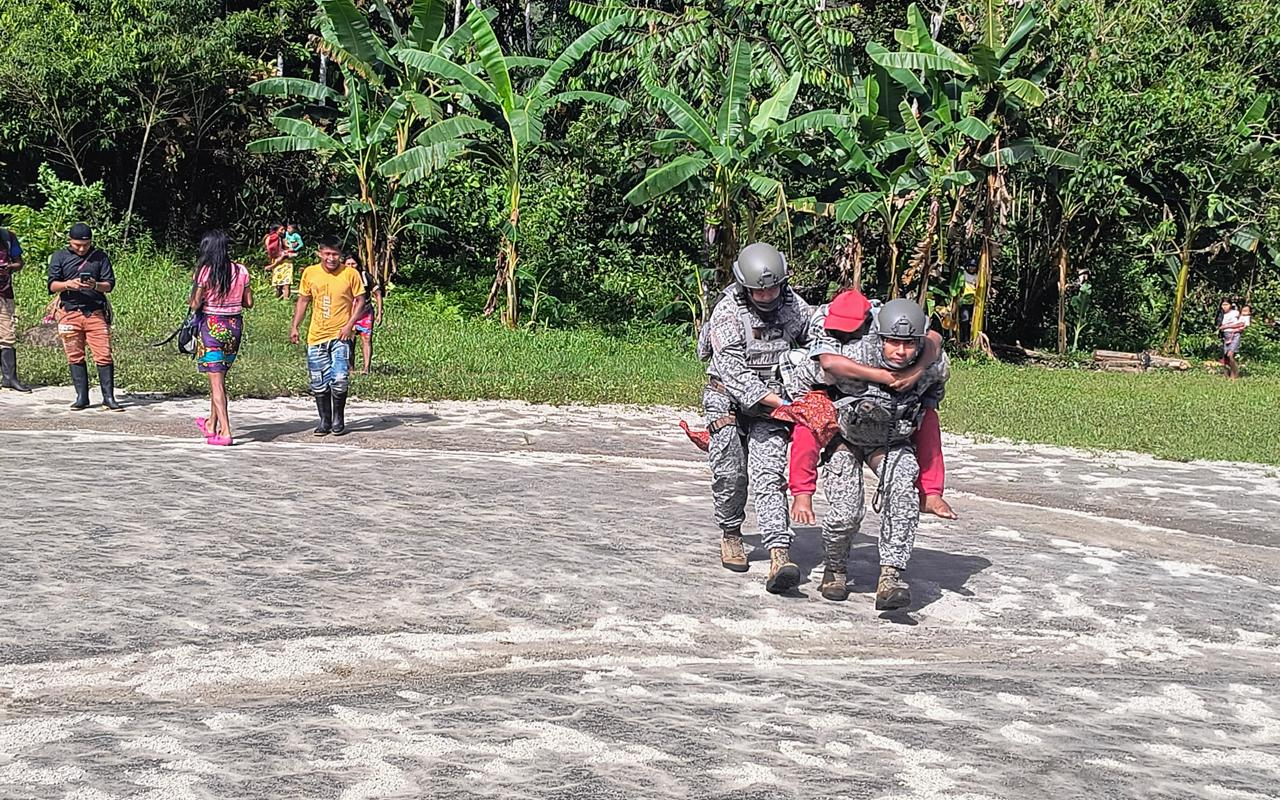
[69,363,90,410]
[98,364,124,411]
[313,390,332,436]
[330,391,348,436]
[0,347,31,392]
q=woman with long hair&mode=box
[191,230,252,445]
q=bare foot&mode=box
[791,494,816,526]
[359,369,369,375]
[921,494,958,520]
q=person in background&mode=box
[283,223,303,259]
[271,224,296,300]
[345,255,383,375]
[0,222,32,392]
[47,223,122,411]
[1220,301,1245,380]
[291,237,364,437]
[191,230,252,446]
[263,223,285,276]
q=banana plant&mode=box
[248,0,463,289]
[386,7,627,328]
[625,40,844,296]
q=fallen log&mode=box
[1092,349,1191,372]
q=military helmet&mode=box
[732,243,788,290]
[877,298,929,340]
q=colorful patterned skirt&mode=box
[196,313,243,374]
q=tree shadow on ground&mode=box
[746,526,992,617]
[237,411,440,443]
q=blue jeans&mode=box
[307,339,351,394]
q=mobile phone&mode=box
[78,271,94,283]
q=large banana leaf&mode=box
[321,0,393,69]
[979,139,1080,169]
[955,116,993,141]
[368,98,409,147]
[624,155,712,205]
[773,110,848,140]
[415,115,494,147]
[395,48,499,105]
[467,9,515,115]
[834,192,884,222]
[247,136,332,155]
[717,40,753,143]
[250,78,339,103]
[409,0,447,50]
[649,89,724,160]
[872,50,975,77]
[899,101,935,164]
[269,116,343,151]
[867,42,924,96]
[378,138,470,183]
[1001,78,1046,107]
[892,191,926,238]
[749,72,801,135]
[508,108,546,149]
[997,3,1040,62]
[531,16,625,99]
[348,83,366,149]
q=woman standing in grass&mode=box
[344,254,383,374]
[191,230,252,445]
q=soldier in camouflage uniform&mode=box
[798,299,949,610]
[698,243,811,594]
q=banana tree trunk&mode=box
[887,241,900,299]
[1163,232,1194,354]
[1055,239,1069,355]
[969,173,997,350]
[484,174,522,328]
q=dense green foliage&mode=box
[2,0,1278,358]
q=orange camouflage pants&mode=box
[57,309,113,365]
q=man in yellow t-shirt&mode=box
[290,237,365,436]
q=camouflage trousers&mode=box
[704,387,792,549]
[821,441,920,571]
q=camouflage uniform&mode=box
[700,285,811,549]
[797,312,949,573]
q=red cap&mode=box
[824,289,872,334]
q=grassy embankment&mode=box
[10,250,1279,465]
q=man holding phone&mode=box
[47,223,122,411]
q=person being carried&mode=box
[799,298,950,610]
[283,223,303,259]
[291,237,365,437]
[785,288,955,524]
[271,224,297,300]
[698,242,812,593]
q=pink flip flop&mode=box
[195,417,210,437]
[206,435,232,447]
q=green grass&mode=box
[942,362,1280,466]
[11,248,1280,464]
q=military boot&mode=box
[820,568,849,601]
[720,530,748,573]
[820,534,851,601]
[875,566,911,611]
[765,548,801,595]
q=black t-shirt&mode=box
[48,247,116,313]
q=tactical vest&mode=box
[739,304,795,381]
[834,384,925,447]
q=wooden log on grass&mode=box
[1092,349,1191,372]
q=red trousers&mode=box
[789,407,945,498]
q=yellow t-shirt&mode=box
[299,264,365,345]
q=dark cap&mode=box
[69,223,93,240]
